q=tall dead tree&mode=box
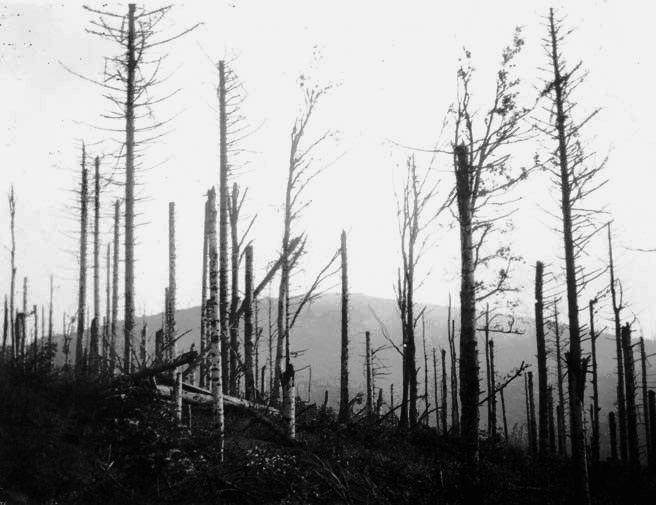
[422,315,429,424]
[489,339,497,439]
[2,296,7,360]
[540,10,608,501]
[90,155,101,374]
[535,262,549,455]
[8,186,16,359]
[168,202,176,363]
[200,197,210,388]
[110,200,119,376]
[441,348,448,434]
[609,411,618,460]
[433,348,440,431]
[607,223,627,461]
[589,298,600,464]
[365,330,373,416]
[451,32,530,472]
[80,4,198,376]
[622,323,639,467]
[244,244,255,401]
[207,187,224,461]
[339,230,350,422]
[553,302,567,456]
[640,337,651,467]
[76,146,88,370]
[447,300,459,435]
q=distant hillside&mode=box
[55,292,654,450]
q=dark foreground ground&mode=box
[0,364,654,505]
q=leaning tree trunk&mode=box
[548,10,590,501]
[621,323,639,468]
[244,244,255,401]
[207,187,224,462]
[338,230,350,423]
[76,149,88,371]
[123,3,137,376]
[500,386,509,443]
[454,144,478,471]
[535,261,548,455]
[218,60,230,394]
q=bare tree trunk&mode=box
[609,411,618,461]
[535,262,548,455]
[8,186,16,360]
[90,156,101,374]
[648,391,656,470]
[589,299,600,464]
[123,3,137,377]
[2,295,7,360]
[365,330,372,416]
[422,315,429,425]
[529,371,538,456]
[608,223,627,462]
[218,60,230,395]
[103,245,109,374]
[548,386,556,455]
[500,386,509,443]
[175,370,182,423]
[244,244,255,401]
[339,230,350,422]
[168,202,177,363]
[640,337,651,467]
[76,148,88,371]
[622,323,639,467]
[200,197,209,388]
[441,348,448,434]
[140,319,146,368]
[49,275,53,365]
[228,184,241,396]
[454,144,478,469]
[111,200,119,377]
[525,373,532,452]
[207,187,224,461]
[554,303,567,457]
[489,339,497,439]
[548,11,590,500]
[22,277,27,359]
[433,348,440,432]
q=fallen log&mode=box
[106,351,198,389]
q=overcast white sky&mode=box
[1,0,656,338]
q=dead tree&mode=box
[500,386,509,442]
[589,298,600,464]
[489,339,497,439]
[548,386,556,454]
[339,230,350,422]
[8,186,16,359]
[90,156,101,374]
[110,200,119,377]
[76,146,88,370]
[609,411,618,461]
[365,330,373,416]
[441,348,448,434]
[200,197,210,388]
[553,302,567,456]
[447,297,459,434]
[648,391,656,469]
[2,296,7,360]
[244,244,255,401]
[608,223,627,461]
[535,262,549,455]
[422,315,429,425]
[207,187,225,461]
[433,348,440,431]
[640,337,651,467]
[540,10,608,501]
[451,31,530,472]
[168,202,177,363]
[80,4,198,378]
[622,323,639,467]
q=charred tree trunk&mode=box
[8,186,16,359]
[76,148,88,371]
[422,315,429,425]
[529,371,538,457]
[441,348,448,434]
[501,386,509,443]
[123,3,137,377]
[608,223,627,462]
[2,295,7,360]
[338,230,350,422]
[365,330,373,416]
[640,337,651,467]
[535,262,548,455]
[207,187,224,461]
[548,10,590,500]
[554,304,567,457]
[455,144,477,468]
[609,411,618,461]
[489,339,497,439]
[589,299,600,464]
[433,348,440,431]
[244,244,255,401]
[648,391,656,469]
[48,274,53,365]
[90,155,101,374]
[548,386,556,455]
[622,323,639,467]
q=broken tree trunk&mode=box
[589,299,600,464]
